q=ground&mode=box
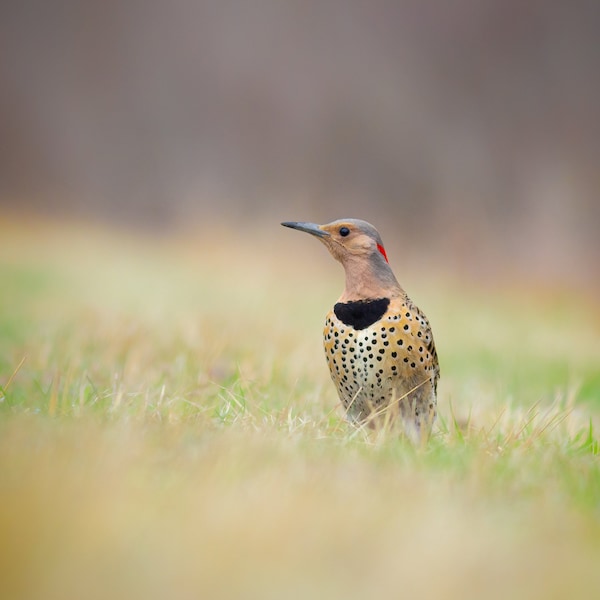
[1,216,599,600]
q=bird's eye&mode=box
[339,227,350,237]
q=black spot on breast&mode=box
[333,298,390,330]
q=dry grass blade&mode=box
[1,354,27,397]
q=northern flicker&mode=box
[281,218,439,439]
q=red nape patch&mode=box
[377,243,389,263]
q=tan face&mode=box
[318,221,377,262]
[317,220,390,266]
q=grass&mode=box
[1,216,599,600]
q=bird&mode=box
[281,218,439,440]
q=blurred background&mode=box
[1,0,599,292]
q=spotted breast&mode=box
[324,295,438,433]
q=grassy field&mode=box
[1,216,599,600]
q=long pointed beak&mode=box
[281,221,330,238]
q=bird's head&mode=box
[281,218,402,300]
[281,218,389,264]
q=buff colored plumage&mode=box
[282,218,439,439]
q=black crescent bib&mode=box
[333,298,390,330]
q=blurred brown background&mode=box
[1,1,598,290]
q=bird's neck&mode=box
[339,255,403,302]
